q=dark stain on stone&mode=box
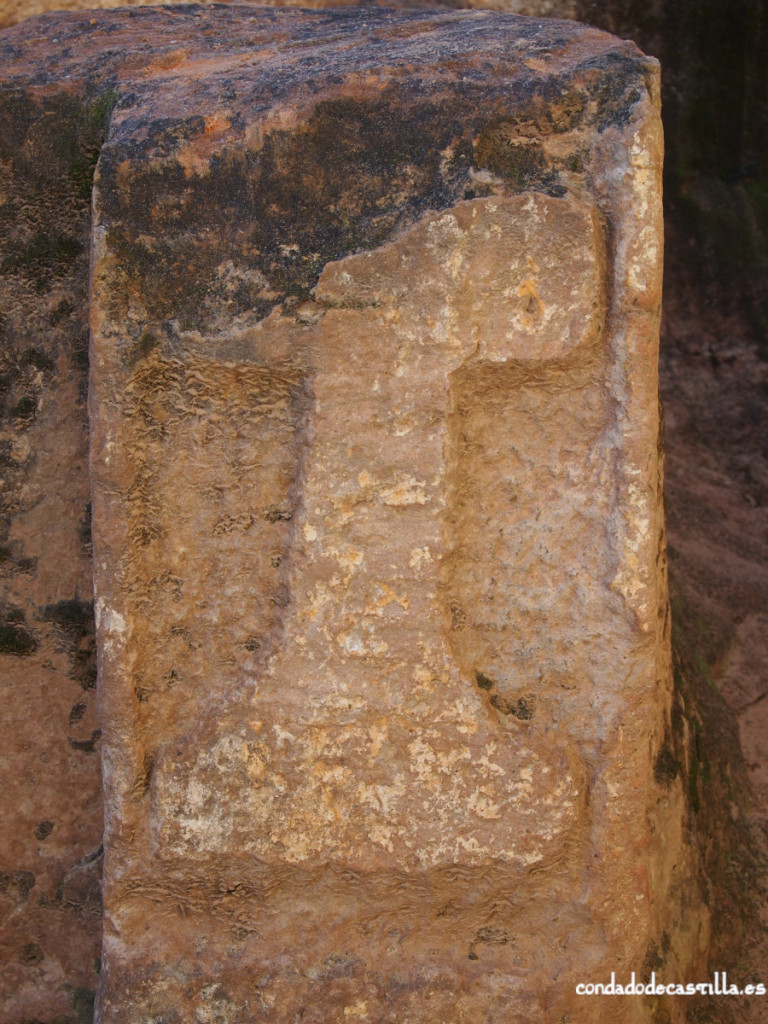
[0,229,84,279]
[78,663,98,692]
[42,599,97,687]
[641,940,665,982]
[68,729,101,754]
[513,695,536,720]
[475,669,535,719]
[0,870,36,903]
[96,96,477,332]
[475,123,548,187]
[19,941,44,965]
[11,395,37,420]
[475,670,495,691]
[71,328,91,378]
[49,297,74,326]
[581,51,644,132]
[34,820,54,841]
[67,984,96,1024]
[69,701,87,725]
[490,693,536,720]
[0,620,37,657]
[75,12,649,344]
[43,598,93,637]
[0,88,115,198]
[654,743,680,787]
[21,347,55,372]
[0,88,113,438]
[134,327,160,364]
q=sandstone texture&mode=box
[0,7,705,1023]
[0,27,107,1024]
[0,0,580,31]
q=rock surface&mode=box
[0,0,580,31]
[0,31,107,1022]
[0,7,703,1023]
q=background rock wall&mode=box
[0,88,112,1023]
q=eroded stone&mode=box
[0,6,699,1023]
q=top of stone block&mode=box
[1,5,655,126]
[1,5,659,343]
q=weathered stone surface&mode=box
[0,0,579,31]
[0,52,107,1022]
[0,6,703,1023]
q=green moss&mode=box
[69,90,119,200]
[89,89,118,132]
[695,650,719,693]
[0,89,112,201]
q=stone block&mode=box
[0,24,107,1020]
[0,7,695,1023]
